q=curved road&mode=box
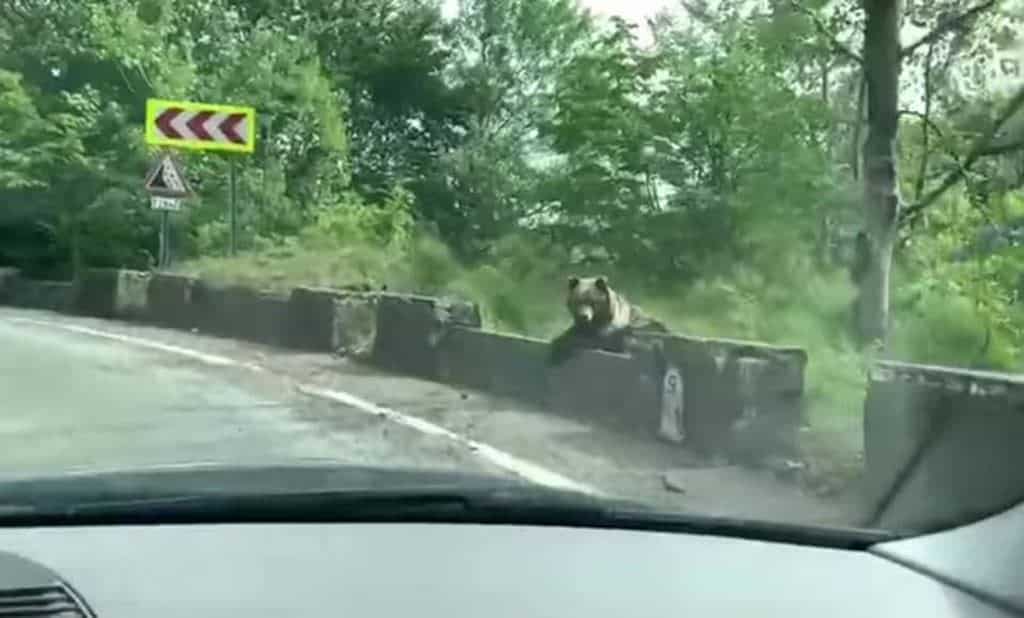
[0,307,852,525]
[0,316,501,477]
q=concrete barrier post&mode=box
[727,350,806,464]
[332,294,377,359]
[658,336,736,455]
[287,287,341,352]
[863,361,1024,532]
[546,348,661,436]
[7,280,73,312]
[438,328,550,408]
[0,268,20,304]
[114,270,152,320]
[145,273,198,329]
[189,282,290,346]
[287,287,378,356]
[372,294,481,380]
[657,334,806,463]
[71,268,120,318]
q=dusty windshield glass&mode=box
[0,0,1022,535]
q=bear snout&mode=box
[574,306,595,322]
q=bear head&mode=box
[566,275,614,331]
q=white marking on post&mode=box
[658,366,685,444]
[5,316,602,497]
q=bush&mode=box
[891,196,1024,372]
[299,188,415,253]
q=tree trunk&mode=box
[851,70,866,180]
[821,56,832,160]
[857,0,904,344]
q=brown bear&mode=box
[547,275,668,366]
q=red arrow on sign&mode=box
[155,108,184,139]
[186,111,213,140]
[221,114,246,144]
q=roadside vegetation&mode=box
[3,0,1024,477]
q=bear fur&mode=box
[548,275,668,366]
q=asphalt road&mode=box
[0,307,854,525]
[0,314,504,478]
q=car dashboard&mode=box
[0,510,1020,618]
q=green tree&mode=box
[537,18,659,271]
[792,0,1021,343]
[442,0,590,257]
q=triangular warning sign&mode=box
[145,155,192,197]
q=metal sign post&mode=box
[158,210,169,268]
[229,157,238,256]
[145,155,191,270]
[151,195,183,267]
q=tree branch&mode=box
[789,1,863,65]
[913,44,935,201]
[900,0,999,58]
[902,83,1024,223]
[679,0,714,24]
[978,137,1024,156]
[898,108,970,230]
[898,109,944,138]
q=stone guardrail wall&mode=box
[0,267,808,470]
[862,360,1024,533]
[5,267,1024,526]
[435,327,807,464]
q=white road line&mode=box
[5,316,602,497]
[7,318,265,372]
[296,385,603,496]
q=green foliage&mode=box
[300,187,415,252]
[436,0,591,256]
[537,18,658,266]
[891,193,1024,370]
[0,70,65,191]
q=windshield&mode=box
[0,0,1022,538]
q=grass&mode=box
[180,233,575,337]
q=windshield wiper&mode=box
[0,486,622,524]
[0,486,895,550]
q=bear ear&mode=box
[595,276,609,291]
[568,276,580,290]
